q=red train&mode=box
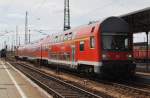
[16,17,136,78]
[133,42,150,62]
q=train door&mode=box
[71,45,76,68]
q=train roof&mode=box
[63,16,129,33]
[18,16,128,49]
[101,17,129,33]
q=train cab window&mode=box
[102,33,130,51]
[80,41,85,51]
[90,36,95,48]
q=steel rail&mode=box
[10,62,103,98]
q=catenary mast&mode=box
[64,0,71,31]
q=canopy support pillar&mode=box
[146,31,149,71]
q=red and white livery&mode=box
[16,17,136,78]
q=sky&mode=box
[0,0,150,49]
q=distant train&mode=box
[1,49,7,58]
[15,17,136,78]
[133,42,150,62]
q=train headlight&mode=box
[102,54,107,60]
[128,54,132,58]
[127,54,132,60]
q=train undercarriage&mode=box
[15,56,136,79]
[100,61,136,78]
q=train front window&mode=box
[102,33,130,51]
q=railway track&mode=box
[9,61,106,98]
[108,81,150,97]
[83,72,150,97]
[78,73,150,97]
[7,58,150,98]
[41,65,150,97]
[46,61,150,97]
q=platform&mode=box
[136,63,150,73]
[0,60,52,98]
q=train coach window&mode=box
[90,36,95,48]
[64,34,68,41]
[64,52,70,61]
[68,32,72,40]
[55,36,58,43]
[80,41,85,51]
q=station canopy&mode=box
[121,7,150,33]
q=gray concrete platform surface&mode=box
[0,60,52,98]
